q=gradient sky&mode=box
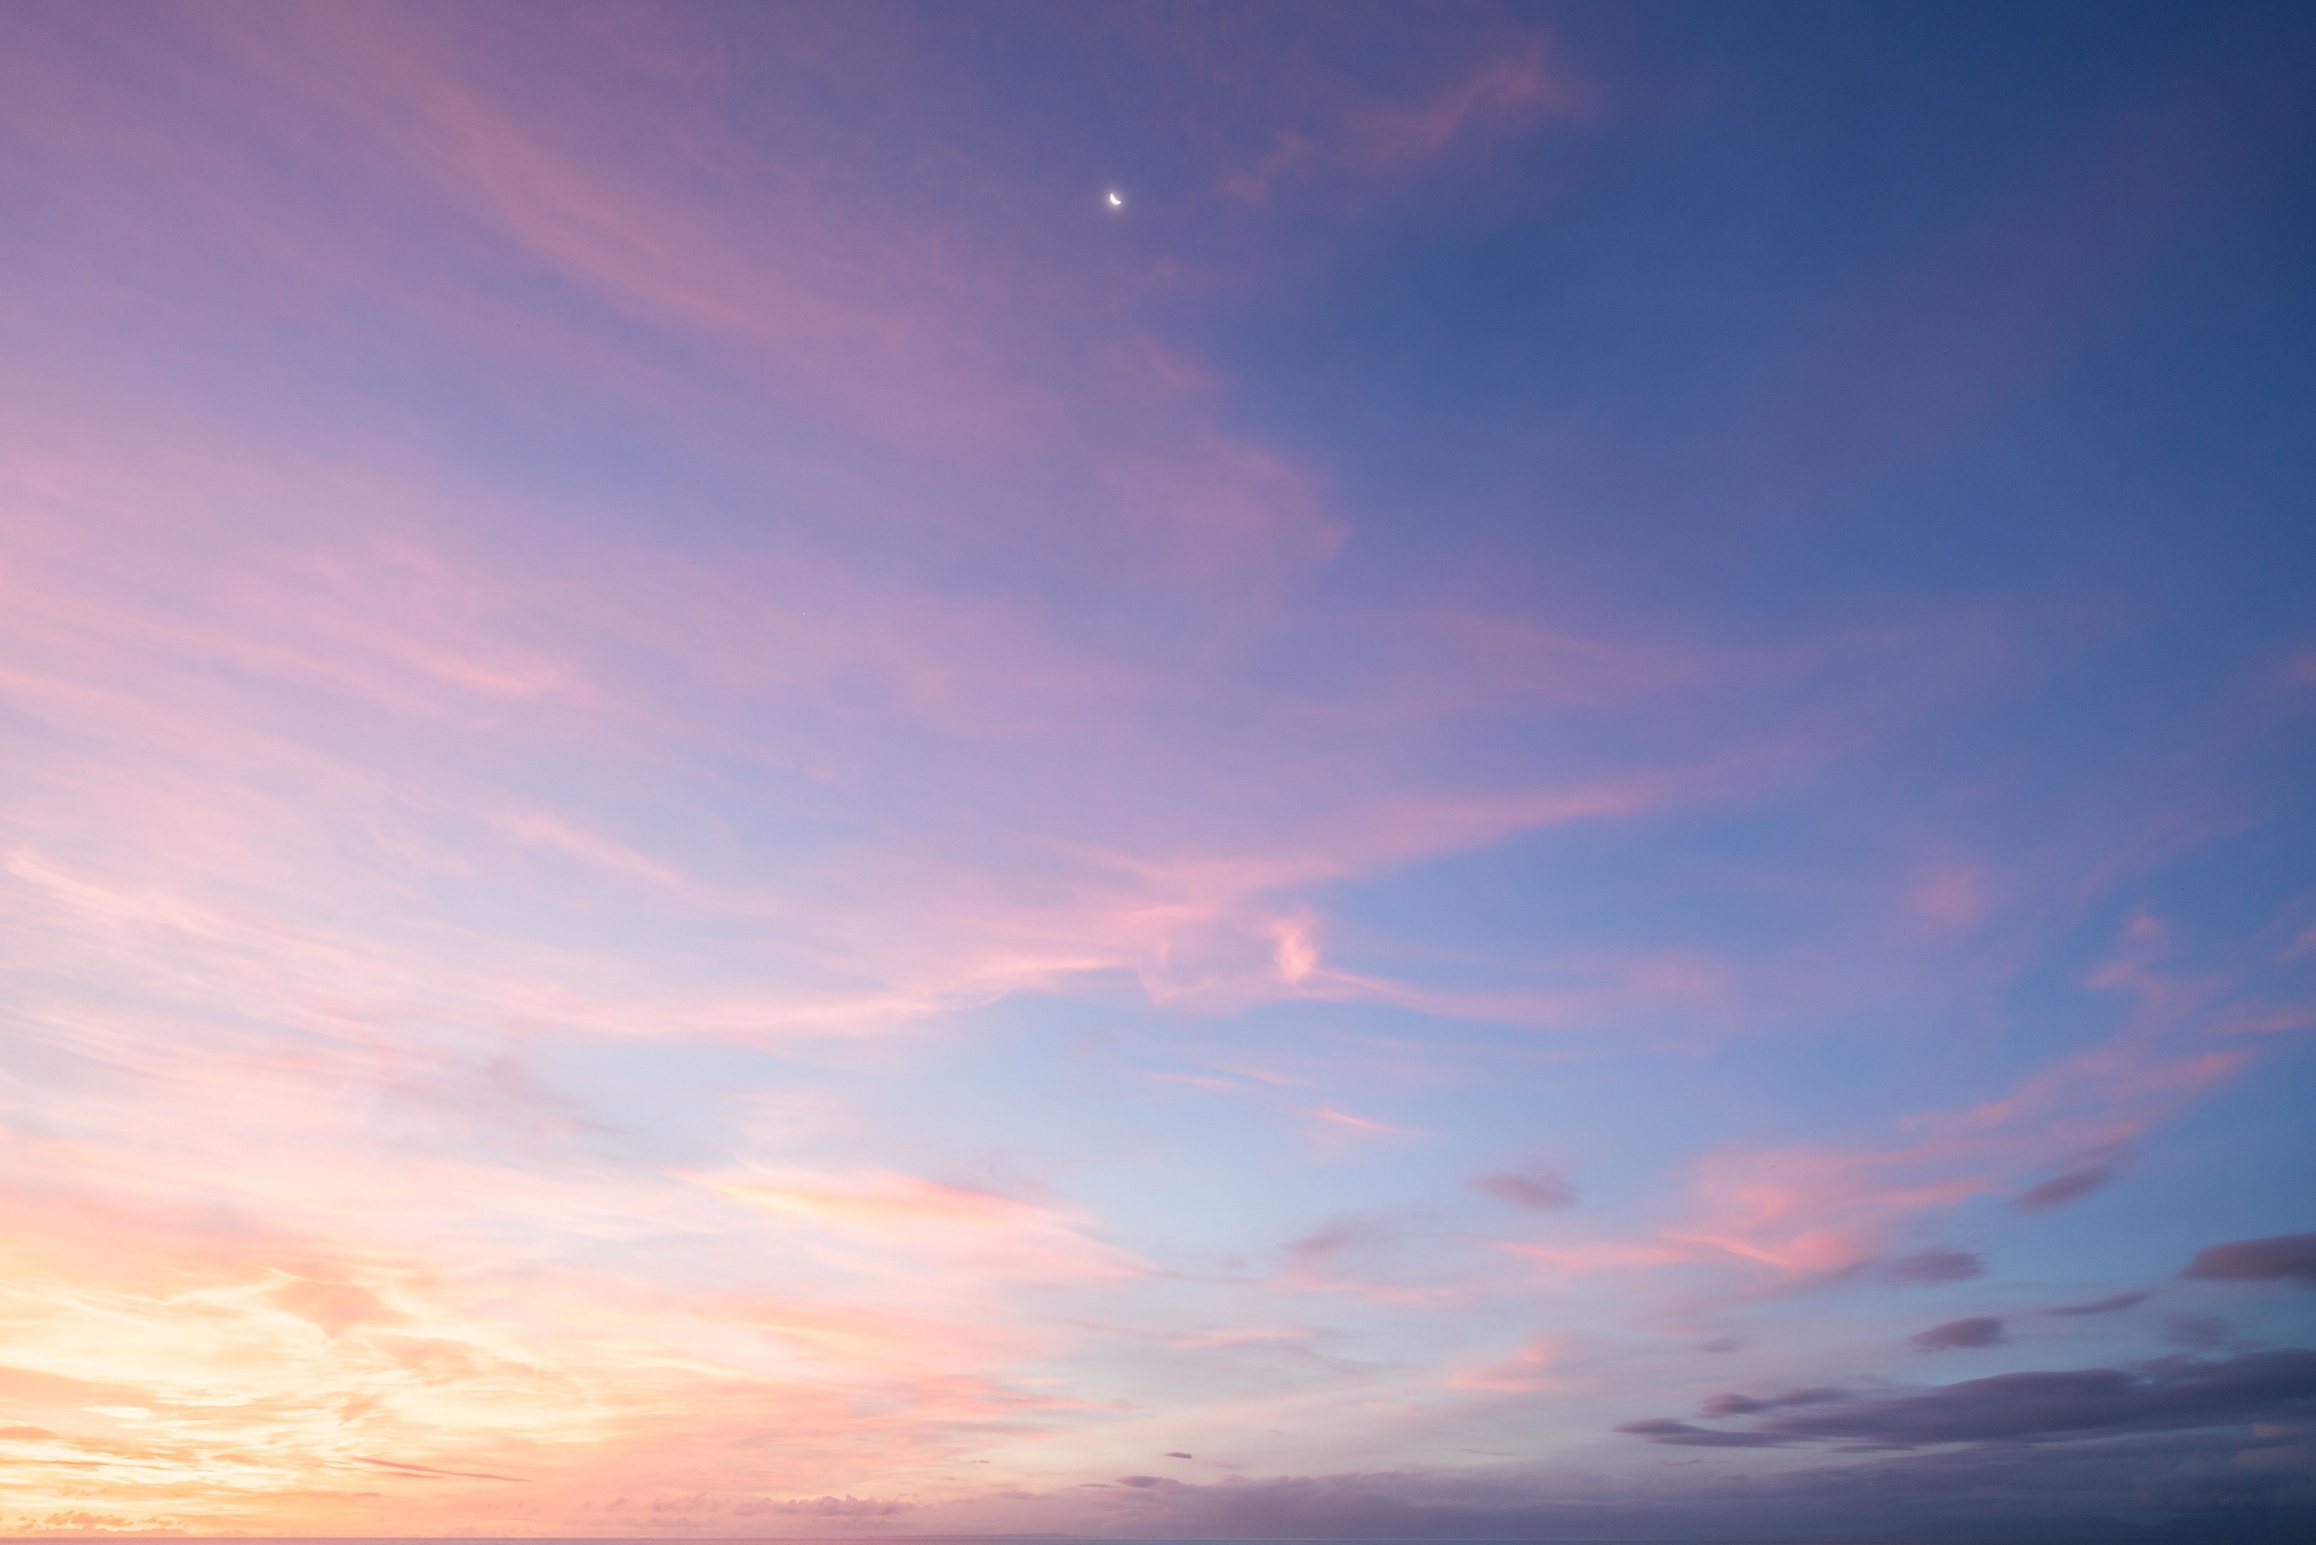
[3,2,2314,1540]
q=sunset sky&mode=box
[2,2,2314,1540]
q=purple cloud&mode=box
[1879,1247,1986,1285]
[1912,1316,2007,1352]
[1619,1349,2316,1447]
[1700,1387,1843,1417]
[2182,1232,2316,1286]
[2011,1145,2133,1212]
[2047,1290,2150,1316]
[1470,1169,1577,1210]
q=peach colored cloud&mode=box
[703,1167,1148,1285]
[1507,1021,2255,1290]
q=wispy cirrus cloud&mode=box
[1,2,2310,1538]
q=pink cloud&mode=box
[1303,1106,1428,1140]
[1447,1335,1562,1394]
[1508,1024,2260,1291]
[1347,46,1586,172]
[1222,41,1589,203]
[1906,862,1990,930]
[703,1166,1147,1285]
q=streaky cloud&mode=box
[2183,1233,2316,1286]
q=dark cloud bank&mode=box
[921,1422,2316,1543]
[837,1236,2316,1543]
[1580,1348,2316,1539]
[1619,1348,2316,1448]
[681,1350,2316,1543]
[882,1350,2316,1544]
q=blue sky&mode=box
[0,2,2311,1539]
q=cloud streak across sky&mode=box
[0,1,2312,1540]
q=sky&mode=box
[1,1,2314,1540]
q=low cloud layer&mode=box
[1620,1349,2316,1448]
[903,1432,2316,1542]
